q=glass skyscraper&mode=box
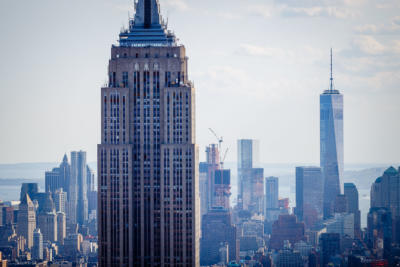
[320,51,344,219]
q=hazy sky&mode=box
[0,0,399,165]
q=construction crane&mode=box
[221,147,229,170]
[208,128,229,169]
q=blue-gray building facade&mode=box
[320,87,343,219]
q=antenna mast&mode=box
[330,48,334,91]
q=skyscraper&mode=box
[344,183,361,237]
[32,228,43,261]
[98,0,199,265]
[321,50,344,219]
[57,211,66,245]
[17,194,36,248]
[237,139,259,203]
[295,167,323,228]
[71,151,88,225]
[200,208,238,265]
[265,176,279,222]
[20,183,38,202]
[37,193,57,243]
[206,144,220,210]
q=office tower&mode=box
[87,166,95,193]
[97,0,199,265]
[59,154,71,193]
[20,183,38,202]
[321,50,344,219]
[370,166,400,243]
[32,228,43,261]
[344,183,361,236]
[57,212,66,245]
[70,151,88,226]
[241,168,264,213]
[320,233,340,267]
[237,139,259,202]
[199,162,208,219]
[53,188,66,213]
[17,194,36,248]
[295,167,323,228]
[265,177,279,221]
[37,193,57,243]
[367,207,392,259]
[200,208,238,265]
[88,191,97,215]
[45,168,62,193]
[45,155,71,194]
[269,215,306,250]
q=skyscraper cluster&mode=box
[45,151,96,228]
[0,151,99,265]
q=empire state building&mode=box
[98,0,199,265]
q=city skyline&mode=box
[1,1,400,266]
[0,0,399,165]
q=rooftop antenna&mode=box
[330,48,334,91]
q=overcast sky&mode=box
[0,0,399,165]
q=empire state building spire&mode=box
[134,0,162,28]
[119,0,176,47]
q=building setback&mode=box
[97,0,199,265]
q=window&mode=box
[122,72,128,88]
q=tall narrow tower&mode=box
[321,49,344,219]
[98,0,199,266]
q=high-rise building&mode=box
[324,213,354,239]
[87,166,95,193]
[45,155,71,194]
[370,166,400,243]
[32,228,43,261]
[57,212,66,245]
[17,194,36,248]
[45,168,62,193]
[344,183,361,236]
[214,170,231,209]
[200,208,238,265]
[367,207,392,259]
[199,162,208,220]
[37,193,57,243]
[237,139,259,202]
[320,233,340,267]
[265,177,280,222]
[59,154,71,193]
[205,144,220,210]
[20,183,38,202]
[295,167,323,228]
[98,0,199,265]
[53,188,66,213]
[321,50,344,219]
[70,151,88,226]
[269,215,306,250]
